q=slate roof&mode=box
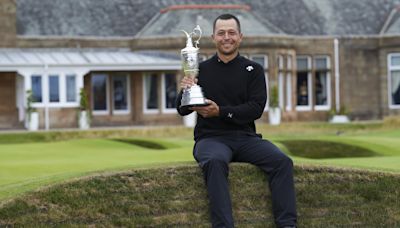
[16,0,400,37]
[135,5,283,38]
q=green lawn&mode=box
[0,138,195,200]
[1,123,400,202]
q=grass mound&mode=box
[1,164,399,227]
[280,140,378,159]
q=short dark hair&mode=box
[213,14,241,33]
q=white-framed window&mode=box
[296,56,312,111]
[162,73,178,113]
[388,53,400,109]
[48,73,79,107]
[91,73,109,115]
[49,75,60,103]
[287,55,292,70]
[143,73,159,114]
[278,73,284,109]
[264,72,270,111]
[112,75,130,115]
[286,55,293,111]
[278,55,284,109]
[278,55,284,70]
[30,73,78,107]
[249,55,269,110]
[91,73,131,115]
[286,73,292,111]
[250,55,268,69]
[31,75,43,103]
[66,74,77,103]
[314,56,331,110]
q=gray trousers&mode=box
[194,134,297,228]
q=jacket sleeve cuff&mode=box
[219,106,234,120]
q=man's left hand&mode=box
[190,99,219,118]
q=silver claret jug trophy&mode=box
[180,25,208,107]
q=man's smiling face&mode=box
[212,18,243,57]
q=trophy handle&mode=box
[193,25,202,48]
[181,30,190,39]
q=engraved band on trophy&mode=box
[180,25,208,107]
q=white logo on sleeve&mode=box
[246,65,254,71]
[228,113,233,118]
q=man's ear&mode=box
[211,34,216,44]
[238,33,243,42]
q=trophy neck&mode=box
[181,45,198,54]
[186,37,194,48]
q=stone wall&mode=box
[339,37,381,120]
[48,108,78,129]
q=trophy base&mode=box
[180,85,208,108]
[181,103,210,108]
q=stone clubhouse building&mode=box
[0,0,400,130]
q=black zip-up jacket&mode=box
[176,54,267,141]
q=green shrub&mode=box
[26,90,37,121]
[79,88,89,111]
[328,105,349,119]
[269,85,279,108]
[383,115,400,127]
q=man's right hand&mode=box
[180,76,198,89]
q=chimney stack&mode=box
[0,0,16,47]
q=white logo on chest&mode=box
[246,65,254,72]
